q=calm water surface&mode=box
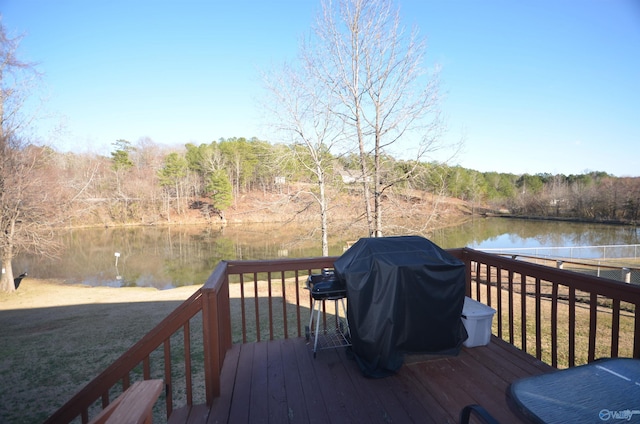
[14,218,640,289]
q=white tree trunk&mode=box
[317,163,329,256]
[1,256,15,293]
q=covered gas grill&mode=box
[334,236,468,378]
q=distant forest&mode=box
[32,136,640,227]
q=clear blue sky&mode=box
[3,0,639,176]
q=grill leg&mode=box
[313,299,322,358]
[308,298,315,334]
[339,298,350,338]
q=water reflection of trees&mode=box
[13,219,639,288]
[434,218,639,249]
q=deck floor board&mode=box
[175,336,553,424]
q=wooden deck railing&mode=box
[44,257,335,424]
[456,248,640,368]
[44,249,640,423]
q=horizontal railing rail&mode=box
[45,248,640,423]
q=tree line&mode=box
[438,167,640,222]
[32,136,640,227]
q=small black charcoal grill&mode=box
[305,270,351,357]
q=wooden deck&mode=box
[168,336,554,424]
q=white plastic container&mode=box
[461,297,496,347]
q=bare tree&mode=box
[0,21,64,292]
[58,151,109,225]
[309,0,445,236]
[130,137,164,223]
[264,61,345,256]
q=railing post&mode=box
[201,261,231,406]
[219,278,232,360]
[202,286,221,404]
[461,248,472,297]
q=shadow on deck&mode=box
[169,336,553,424]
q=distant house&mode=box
[274,176,286,185]
[339,169,371,184]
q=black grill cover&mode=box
[334,236,467,377]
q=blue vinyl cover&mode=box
[334,236,467,378]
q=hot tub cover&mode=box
[334,236,467,377]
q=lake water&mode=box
[13,218,640,289]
